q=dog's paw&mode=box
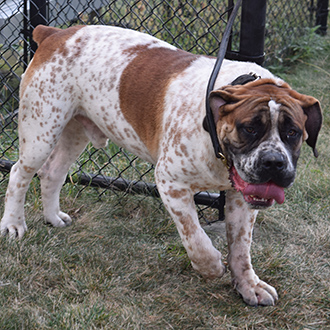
[45,211,72,227]
[235,279,278,306]
[1,218,28,239]
[192,259,227,279]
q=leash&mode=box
[205,0,242,165]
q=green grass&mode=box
[0,27,330,330]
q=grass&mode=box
[0,29,330,330]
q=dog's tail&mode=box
[33,25,62,46]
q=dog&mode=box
[0,25,322,306]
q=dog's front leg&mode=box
[225,190,278,306]
[155,175,226,279]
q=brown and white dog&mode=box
[1,25,322,306]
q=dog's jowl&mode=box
[0,25,322,306]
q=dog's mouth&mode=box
[229,166,285,208]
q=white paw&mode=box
[191,259,227,279]
[45,211,72,227]
[1,218,28,239]
[235,279,278,306]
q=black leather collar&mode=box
[230,72,260,86]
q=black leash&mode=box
[205,0,243,164]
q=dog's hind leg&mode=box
[0,105,75,238]
[37,117,91,227]
[1,161,32,238]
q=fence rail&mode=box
[0,0,328,223]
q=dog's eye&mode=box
[287,129,298,138]
[244,127,257,135]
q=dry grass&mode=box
[0,38,330,330]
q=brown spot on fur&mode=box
[23,165,34,173]
[170,208,183,217]
[237,227,246,241]
[175,149,183,157]
[180,214,197,239]
[180,144,189,157]
[172,130,182,147]
[119,46,197,159]
[227,228,234,247]
[168,188,187,199]
[241,262,252,274]
[235,199,243,207]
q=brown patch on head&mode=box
[119,46,197,159]
[21,25,86,93]
[209,78,322,157]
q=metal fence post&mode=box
[226,0,266,65]
[316,0,329,35]
[23,0,29,69]
[239,0,267,65]
[29,0,49,57]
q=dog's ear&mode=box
[203,90,236,132]
[301,98,322,157]
[209,92,228,120]
[288,90,323,157]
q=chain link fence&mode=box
[0,0,327,223]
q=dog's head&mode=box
[209,78,322,208]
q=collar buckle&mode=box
[218,152,229,169]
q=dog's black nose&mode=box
[261,152,286,172]
[256,151,295,188]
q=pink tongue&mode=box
[243,182,285,204]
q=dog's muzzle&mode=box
[256,150,295,188]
